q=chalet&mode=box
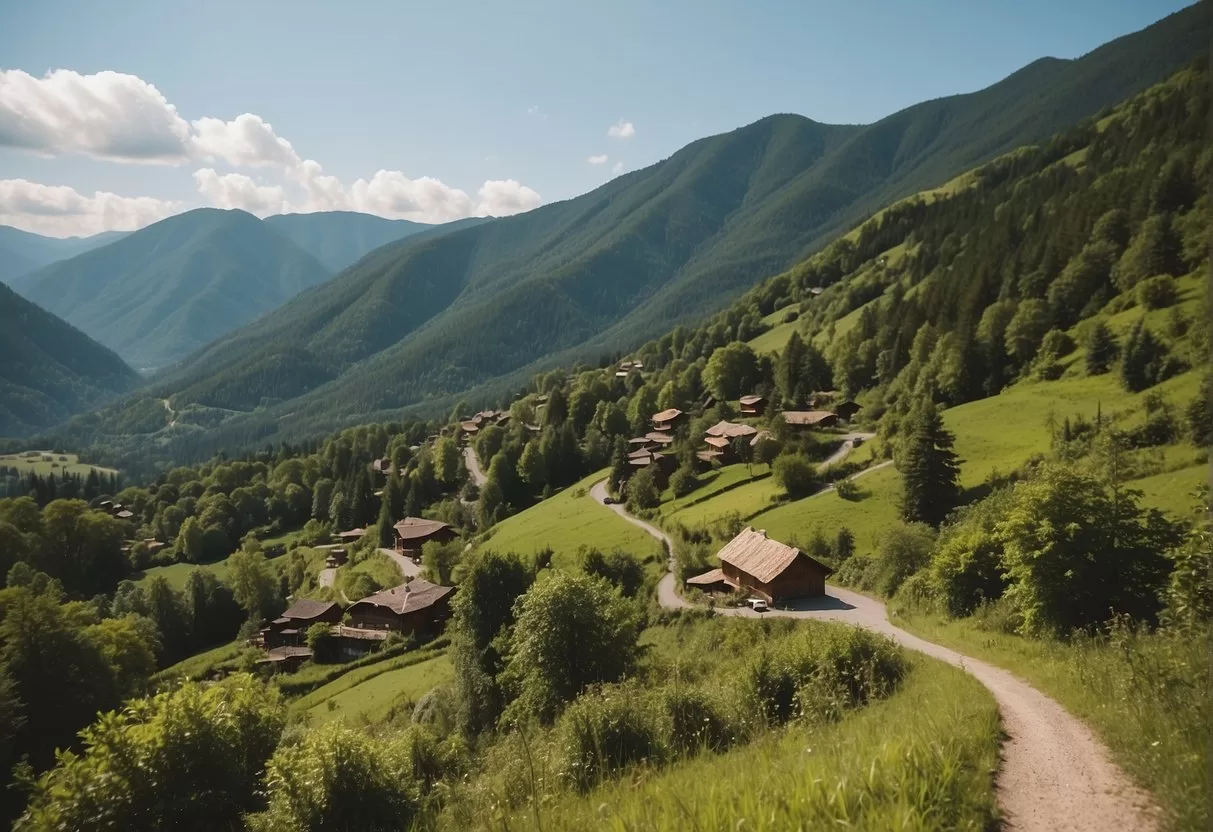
[393,517,457,555]
[335,527,367,542]
[739,394,767,417]
[626,449,676,486]
[325,547,348,569]
[346,578,454,635]
[261,599,343,649]
[704,420,758,440]
[628,436,656,451]
[833,401,863,422]
[781,410,839,429]
[650,408,686,432]
[460,420,481,438]
[644,431,675,447]
[689,527,833,602]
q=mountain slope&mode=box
[263,211,432,272]
[0,281,140,437]
[10,209,332,372]
[0,225,128,287]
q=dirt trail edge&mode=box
[587,477,1159,832]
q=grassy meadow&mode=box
[303,653,453,726]
[0,450,118,478]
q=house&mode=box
[650,408,686,432]
[701,435,734,463]
[690,526,833,602]
[346,578,455,635]
[644,431,675,447]
[261,599,343,649]
[325,548,348,569]
[739,394,767,417]
[833,401,863,422]
[704,420,758,439]
[393,517,457,555]
[336,527,367,541]
[626,450,675,486]
[781,410,839,429]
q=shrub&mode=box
[556,684,666,791]
[834,477,860,501]
[1137,275,1179,310]
[669,464,698,498]
[772,453,819,498]
[663,687,735,754]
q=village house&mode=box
[627,449,676,486]
[687,527,833,602]
[261,598,343,649]
[393,517,457,555]
[833,400,863,422]
[704,420,758,439]
[781,410,839,429]
[650,408,686,432]
[739,394,767,417]
[325,547,349,569]
[346,578,455,635]
[335,527,367,543]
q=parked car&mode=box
[746,598,769,612]
[603,495,615,505]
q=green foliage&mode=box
[1121,318,1180,392]
[225,546,285,623]
[703,342,760,401]
[625,466,660,510]
[421,539,461,585]
[1137,274,1179,310]
[771,453,818,498]
[581,548,646,598]
[669,463,698,498]
[17,675,285,832]
[1162,488,1212,629]
[502,572,640,724]
[556,682,666,792]
[897,403,961,527]
[1085,319,1119,374]
[926,490,1012,616]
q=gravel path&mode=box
[587,465,1160,831]
[379,547,421,579]
[463,446,488,488]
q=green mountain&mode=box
[264,211,430,272]
[9,209,333,373]
[46,2,1212,461]
[0,281,140,437]
[0,226,128,287]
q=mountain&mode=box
[0,281,141,437]
[9,209,333,373]
[263,211,433,272]
[0,225,128,287]
[47,2,1212,460]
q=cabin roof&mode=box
[717,526,833,584]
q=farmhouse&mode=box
[781,410,839,429]
[346,578,454,635]
[739,394,767,417]
[833,400,863,421]
[393,517,457,555]
[261,598,343,648]
[650,408,686,432]
[689,527,833,602]
[704,420,758,439]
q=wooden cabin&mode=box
[393,517,457,555]
[739,394,767,417]
[780,410,839,430]
[261,599,343,648]
[688,526,833,602]
[833,401,863,422]
[650,408,686,432]
[704,420,758,440]
[346,578,454,635]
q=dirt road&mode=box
[463,447,488,488]
[587,474,1159,831]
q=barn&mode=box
[704,526,833,602]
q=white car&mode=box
[746,598,769,612]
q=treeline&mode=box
[0,467,121,504]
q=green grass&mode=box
[748,319,799,354]
[487,656,999,832]
[133,559,232,590]
[659,464,770,516]
[339,549,404,589]
[302,654,452,726]
[152,639,245,684]
[894,612,1210,832]
[665,475,785,530]
[1128,462,1209,519]
[751,464,902,555]
[479,470,663,568]
[0,450,118,478]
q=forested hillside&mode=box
[50,0,1208,468]
[0,225,127,287]
[0,282,141,436]
[9,209,332,372]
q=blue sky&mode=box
[0,0,1191,236]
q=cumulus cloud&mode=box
[190,113,302,169]
[606,119,635,139]
[193,169,286,215]
[0,69,191,163]
[475,179,542,217]
[0,178,178,237]
[587,154,608,165]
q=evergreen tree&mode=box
[1120,318,1171,392]
[1085,320,1118,375]
[898,402,962,526]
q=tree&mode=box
[82,615,159,698]
[19,675,285,832]
[1085,319,1118,375]
[517,440,546,490]
[1187,374,1212,447]
[421,540,460,585]
[225,548,283,624]
[310,478,334,522]
[752,433,782,469]
[433,437,462,488]
[772,454,818,499]
[669,463,698,498]
[1114,214,1183,290]
[1162,488,1212,628]
[145,576,190,662]
[248,724,427,832]
[582,549,646,597]
[1120,318,1173,392]
[703,342,760,401]
[1003,299,1051,367]
[502,572,640,723]
[833,526,856,561]
[182,569,242,651]
[608,438,630,496]
[625,466,659,510]
[898,402,961,527]
[872,522,936,596]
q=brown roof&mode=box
[781,410,837,426]
[115,510,134,519]
[696,450,724,462]
[645,431,674,444]
[739,395,766,406]
[352,578,454,615]
[628,436,654,445]
[704,435,731,449]
[336,527,367,539]
[686,568,734,586]
[705,420,758,438]
[460,421,481,433]
[261,646,313,662]
[750,429,775,447]
[716,527,833,584]
[393,517,453,541]
[651,408,684,423]
[281,599,340,621]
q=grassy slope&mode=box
[134,545,327,590]
[659,465,771,517]
[479,470,663,568]
[500,656,999,832]
[666,475,784,529]
[0,451,118,478]
[301,654,452,726]
[752,464,902,553]
[894,613,1209,832]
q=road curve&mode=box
[463,446,488,488]
[587,476,1159,831]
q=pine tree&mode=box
[898,402,962,526]
[1120,318,1167,392]
[1085,320,1118,375]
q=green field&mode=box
[134,545,328,591]
[665,474,784,529]
[479,470,663,567]
[660,464,770,516]
[748,319,799,354]
[302,654,452,726]
[0,450,118,478]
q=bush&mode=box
[663,687,734,754]
[834,477,860,501]
[772,453,819,498]
[625,467,660,510]
[1137,275,1179,310]
[669,464,698,498]
[556,684,666,791]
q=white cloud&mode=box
[190,113,301,169]
[611,161,625,175]
[193,169,286,215]
[606,119,635,139]
[475,179,542,217]
[587,154,608,165]
[0,69,191,164]
[0,178,178,237]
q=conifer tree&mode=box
[898,402,961,526]
[1085,320,1118,375]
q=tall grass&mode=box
[896,610,1211,831]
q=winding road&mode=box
[463,446,488,488]
[587,454,1159,831]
